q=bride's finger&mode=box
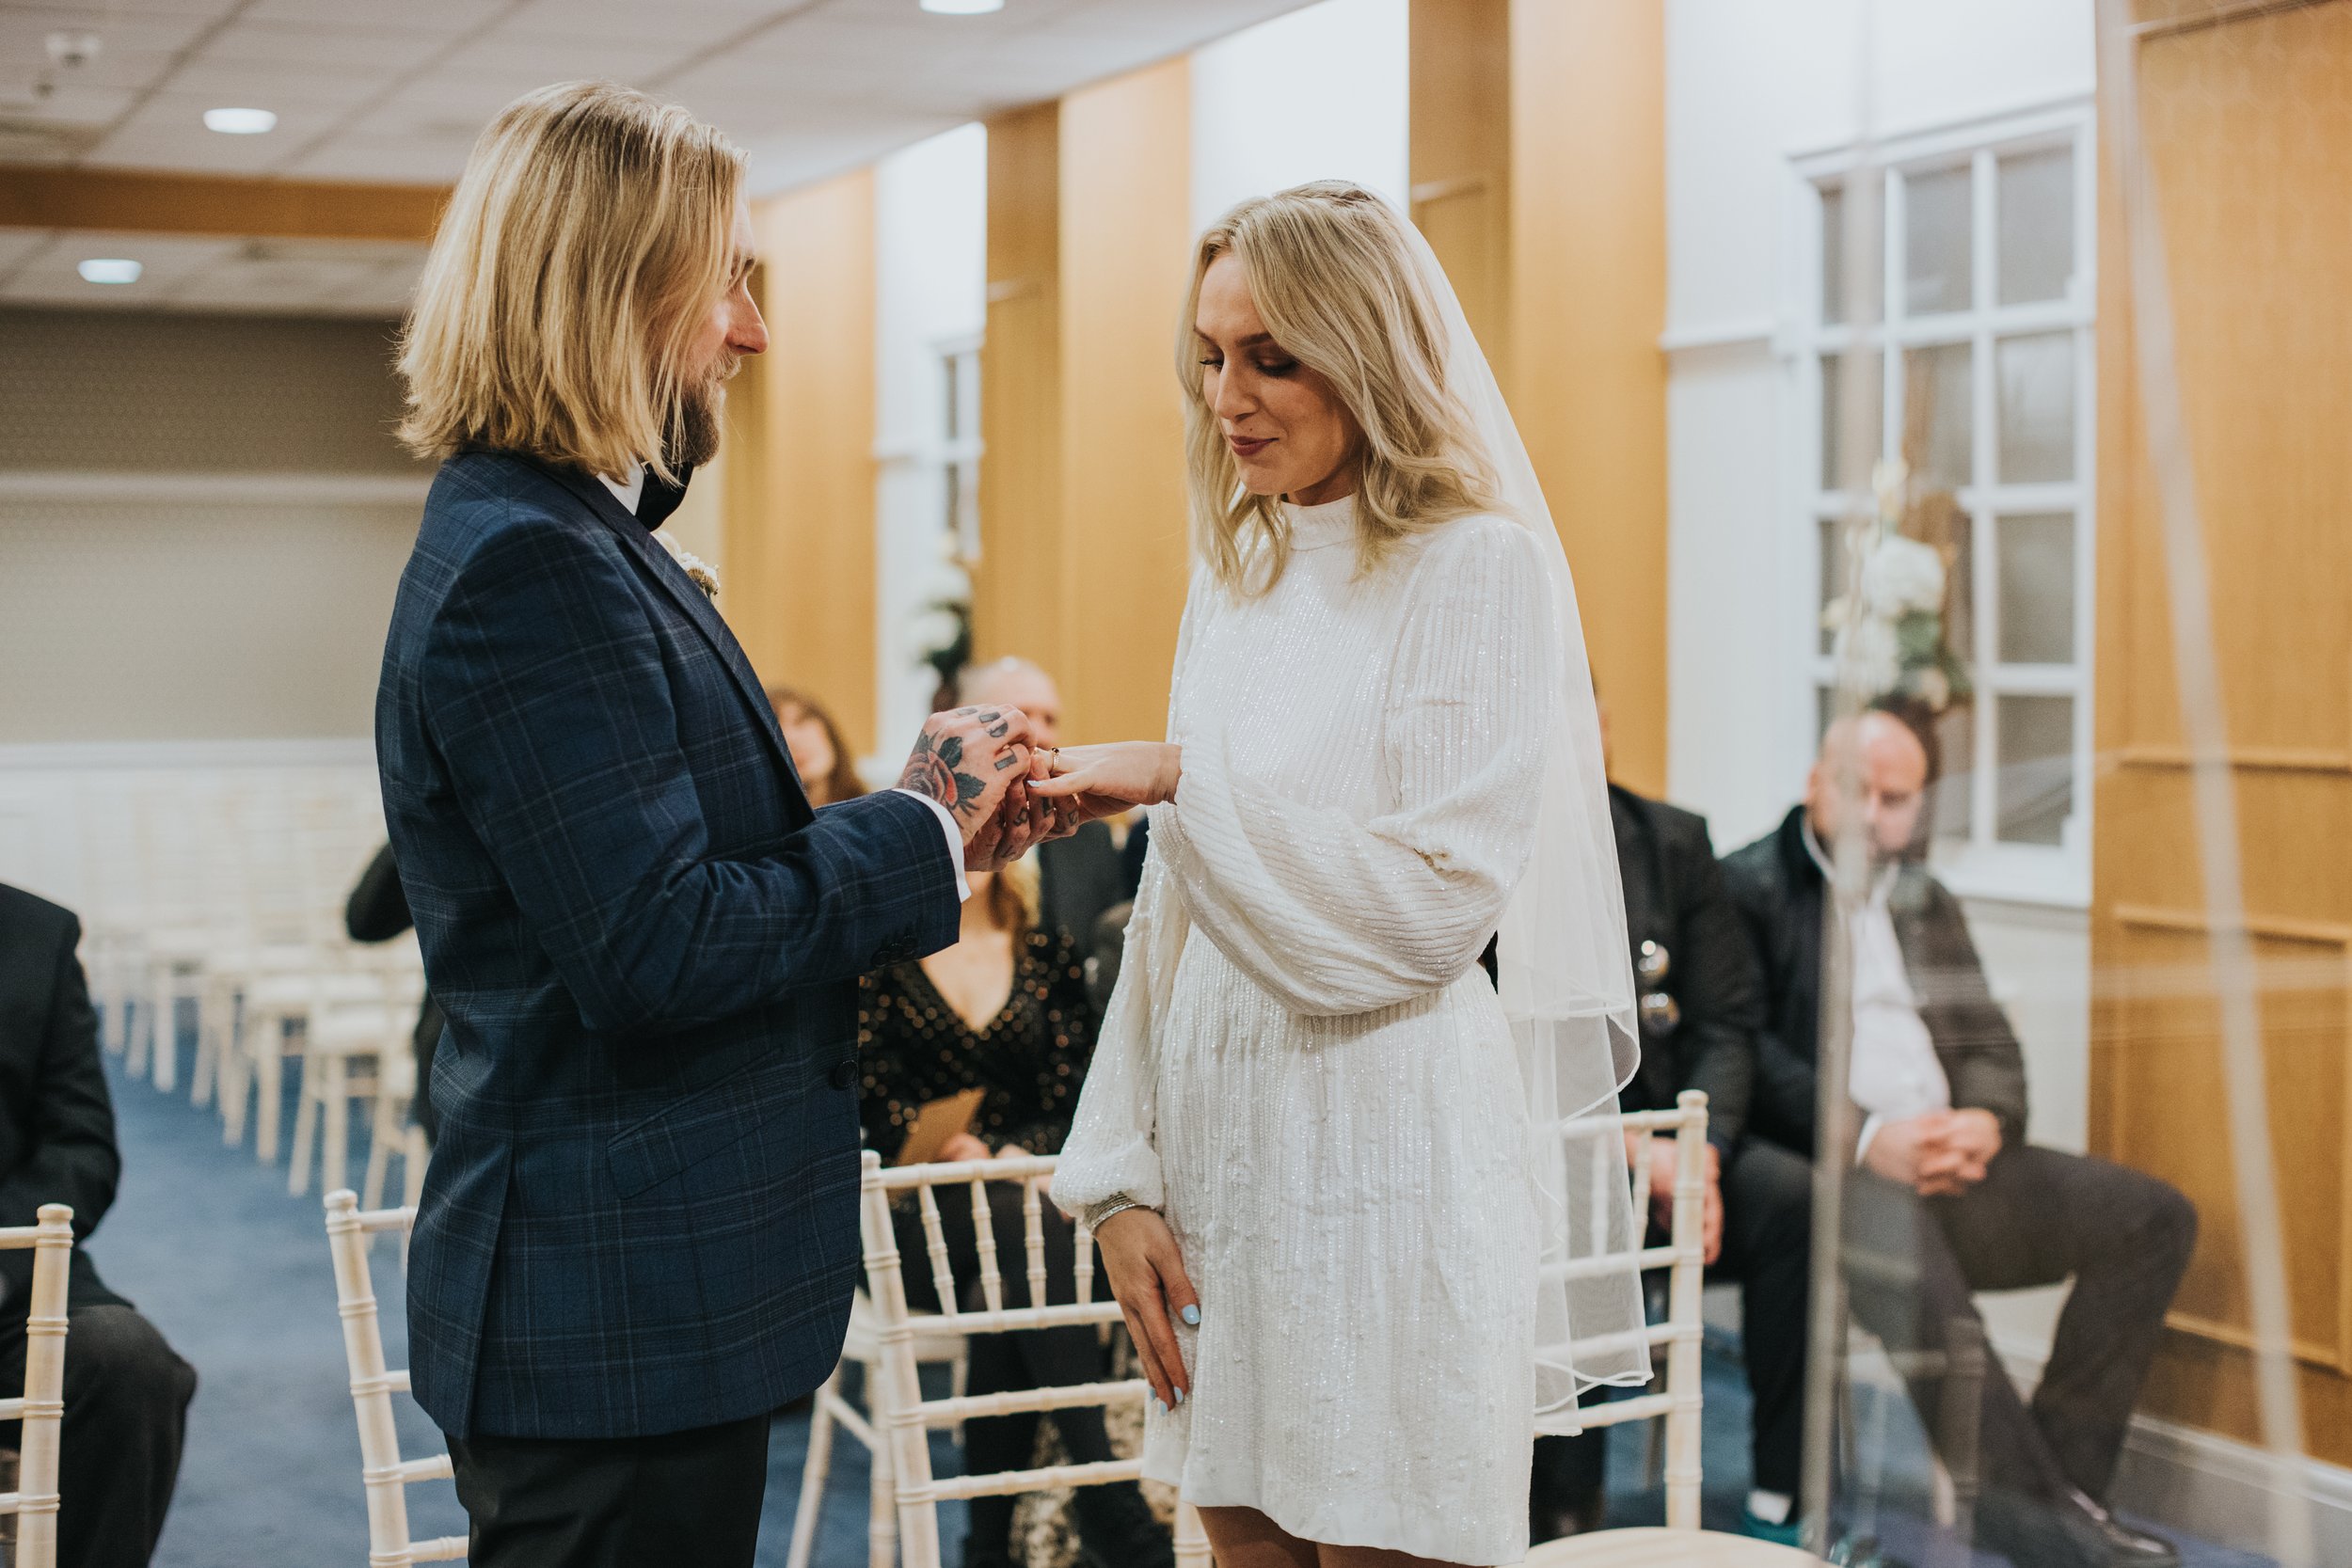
[1120,1302,1173,1408]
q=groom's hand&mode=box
[898,705,1033,851]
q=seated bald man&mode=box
[1719,704,2194,1568]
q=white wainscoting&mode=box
[0,737,382,919]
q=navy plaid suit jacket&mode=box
[376,450,960,1439]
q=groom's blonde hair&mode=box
[398,81,745,484]
[1178,181,1498,596]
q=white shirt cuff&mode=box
[894,789,970,902]
[1854,1113,1883,1165]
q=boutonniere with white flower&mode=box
[650,529,720,602]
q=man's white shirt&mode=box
[599,462,968,902]
[1802,819,1950,1161]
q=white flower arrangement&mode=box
[1822,458,1973,714]
[650,529,720,601]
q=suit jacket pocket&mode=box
[606,1053,803,1198]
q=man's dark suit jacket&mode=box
[377,451,961,1441]
[1718,805,2028,1159]
[1037,819,1140,952]
[1609,785,1762,1153]
[0,883,126,1323]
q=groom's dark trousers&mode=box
[378,451,961,1564]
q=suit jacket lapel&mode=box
[532,460,806,798]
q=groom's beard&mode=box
[663,355,739,471]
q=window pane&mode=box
[1997,513,2075,665]
[1996,331,2074,483]
[1904,342,1972,490]
[1996,693,2074,846]
[1932,701,1975,842]
[1903,165,1973,315]
[1997,146,2074,305]
[1819,516,1850,655]
[1820,353,1882,490]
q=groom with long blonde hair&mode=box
[378,81,1061,1563]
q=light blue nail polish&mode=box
[1175,1387,1186,1405]
[1181,1305,1200,1326]
[1152,1396,1166,1415]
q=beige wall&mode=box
[0,309,429,744]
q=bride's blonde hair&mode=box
[1177,181,1499,595]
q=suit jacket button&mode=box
[829,1059,858,1091]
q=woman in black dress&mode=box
[859,862,1169,1568]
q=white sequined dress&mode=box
[1054,496,1560,1564]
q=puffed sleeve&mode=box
[1152,515,1560,1017]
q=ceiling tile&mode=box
[200,19,465,76]
[242,0,510,31]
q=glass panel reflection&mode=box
[1997,146,2074,305]
[1820,353,1882,491]
[1904,343,1972,490]
[1996,331,2074,483]
[1996,513,2074,666]
[1903,164,1972,316]
[1933,700,1975,841]
[1996,693,2074,845]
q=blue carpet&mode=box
[93,1006,2266,1567]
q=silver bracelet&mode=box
[1082,1193,1148,1232]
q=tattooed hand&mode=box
[898,705,1035,852]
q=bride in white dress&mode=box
[1033,183,1649,1568]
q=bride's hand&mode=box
[1028,742,1182,816]
[1093,1207,1199,1410]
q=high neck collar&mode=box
[1281,491,1357,550]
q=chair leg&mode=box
[322,1054,352,1197]
[362,1087,398,1212]
[786,1366,842,1568]
[1174,1499,1212,1567]
[288,1058,319,1195]
[152,974,180,1093]
[191,985,229,1107]
[403,1126,428,1209]
[866,1355,897,1568]
[257,1029,285,1164]
[125,978,151,1078]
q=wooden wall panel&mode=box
[1504,0,1670,798]
[973,103,1065,682]
[728,170,879,756]
[2091,0,2352,1459]
[1409,0,1513,367]
[1055,58,1194,746]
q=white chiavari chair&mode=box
[361,1048,431,1218]
[1529,1091,1819,1566]
[786,1291,972,1568]
[322,1191,464,1567]
[853,1149,1210,1568]
[0,1206,74,1568]
[292,950,422,1198]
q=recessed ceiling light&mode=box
[203,106,278,135]
[77,258,141,285]
[920,0,1004,13]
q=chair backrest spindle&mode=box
[857,1150,1208,1567]
[0,1205,74,1568]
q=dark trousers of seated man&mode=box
[1844,1142,2195,1514]
[888,1181,1146,1562]
[1536,1138,2192,1528]
[0,1302,197,1568]
[1534,1135,1815,1523]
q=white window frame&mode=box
[1788,98,2096,909]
